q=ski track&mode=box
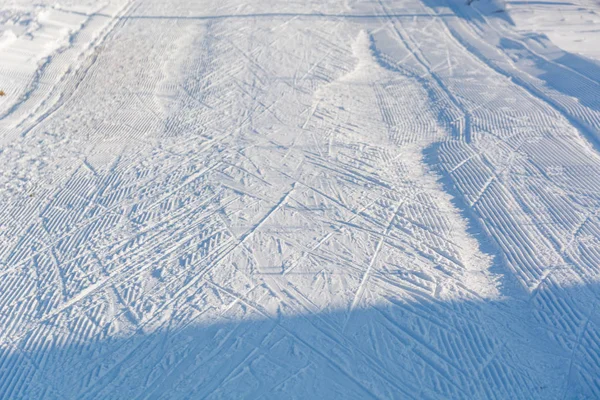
[0,0,599,398]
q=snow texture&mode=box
[0,0,599,398]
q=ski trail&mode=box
[0,0,599,398]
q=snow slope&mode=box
[0,0,599,398]
[502,0,600,61]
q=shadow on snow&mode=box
[2,280,599,399]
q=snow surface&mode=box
[0,0,599,398]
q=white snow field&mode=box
[0,0,599,398]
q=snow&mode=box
[0,0,599,398]
[502,0,600,61]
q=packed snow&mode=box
[0,0,599,398]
